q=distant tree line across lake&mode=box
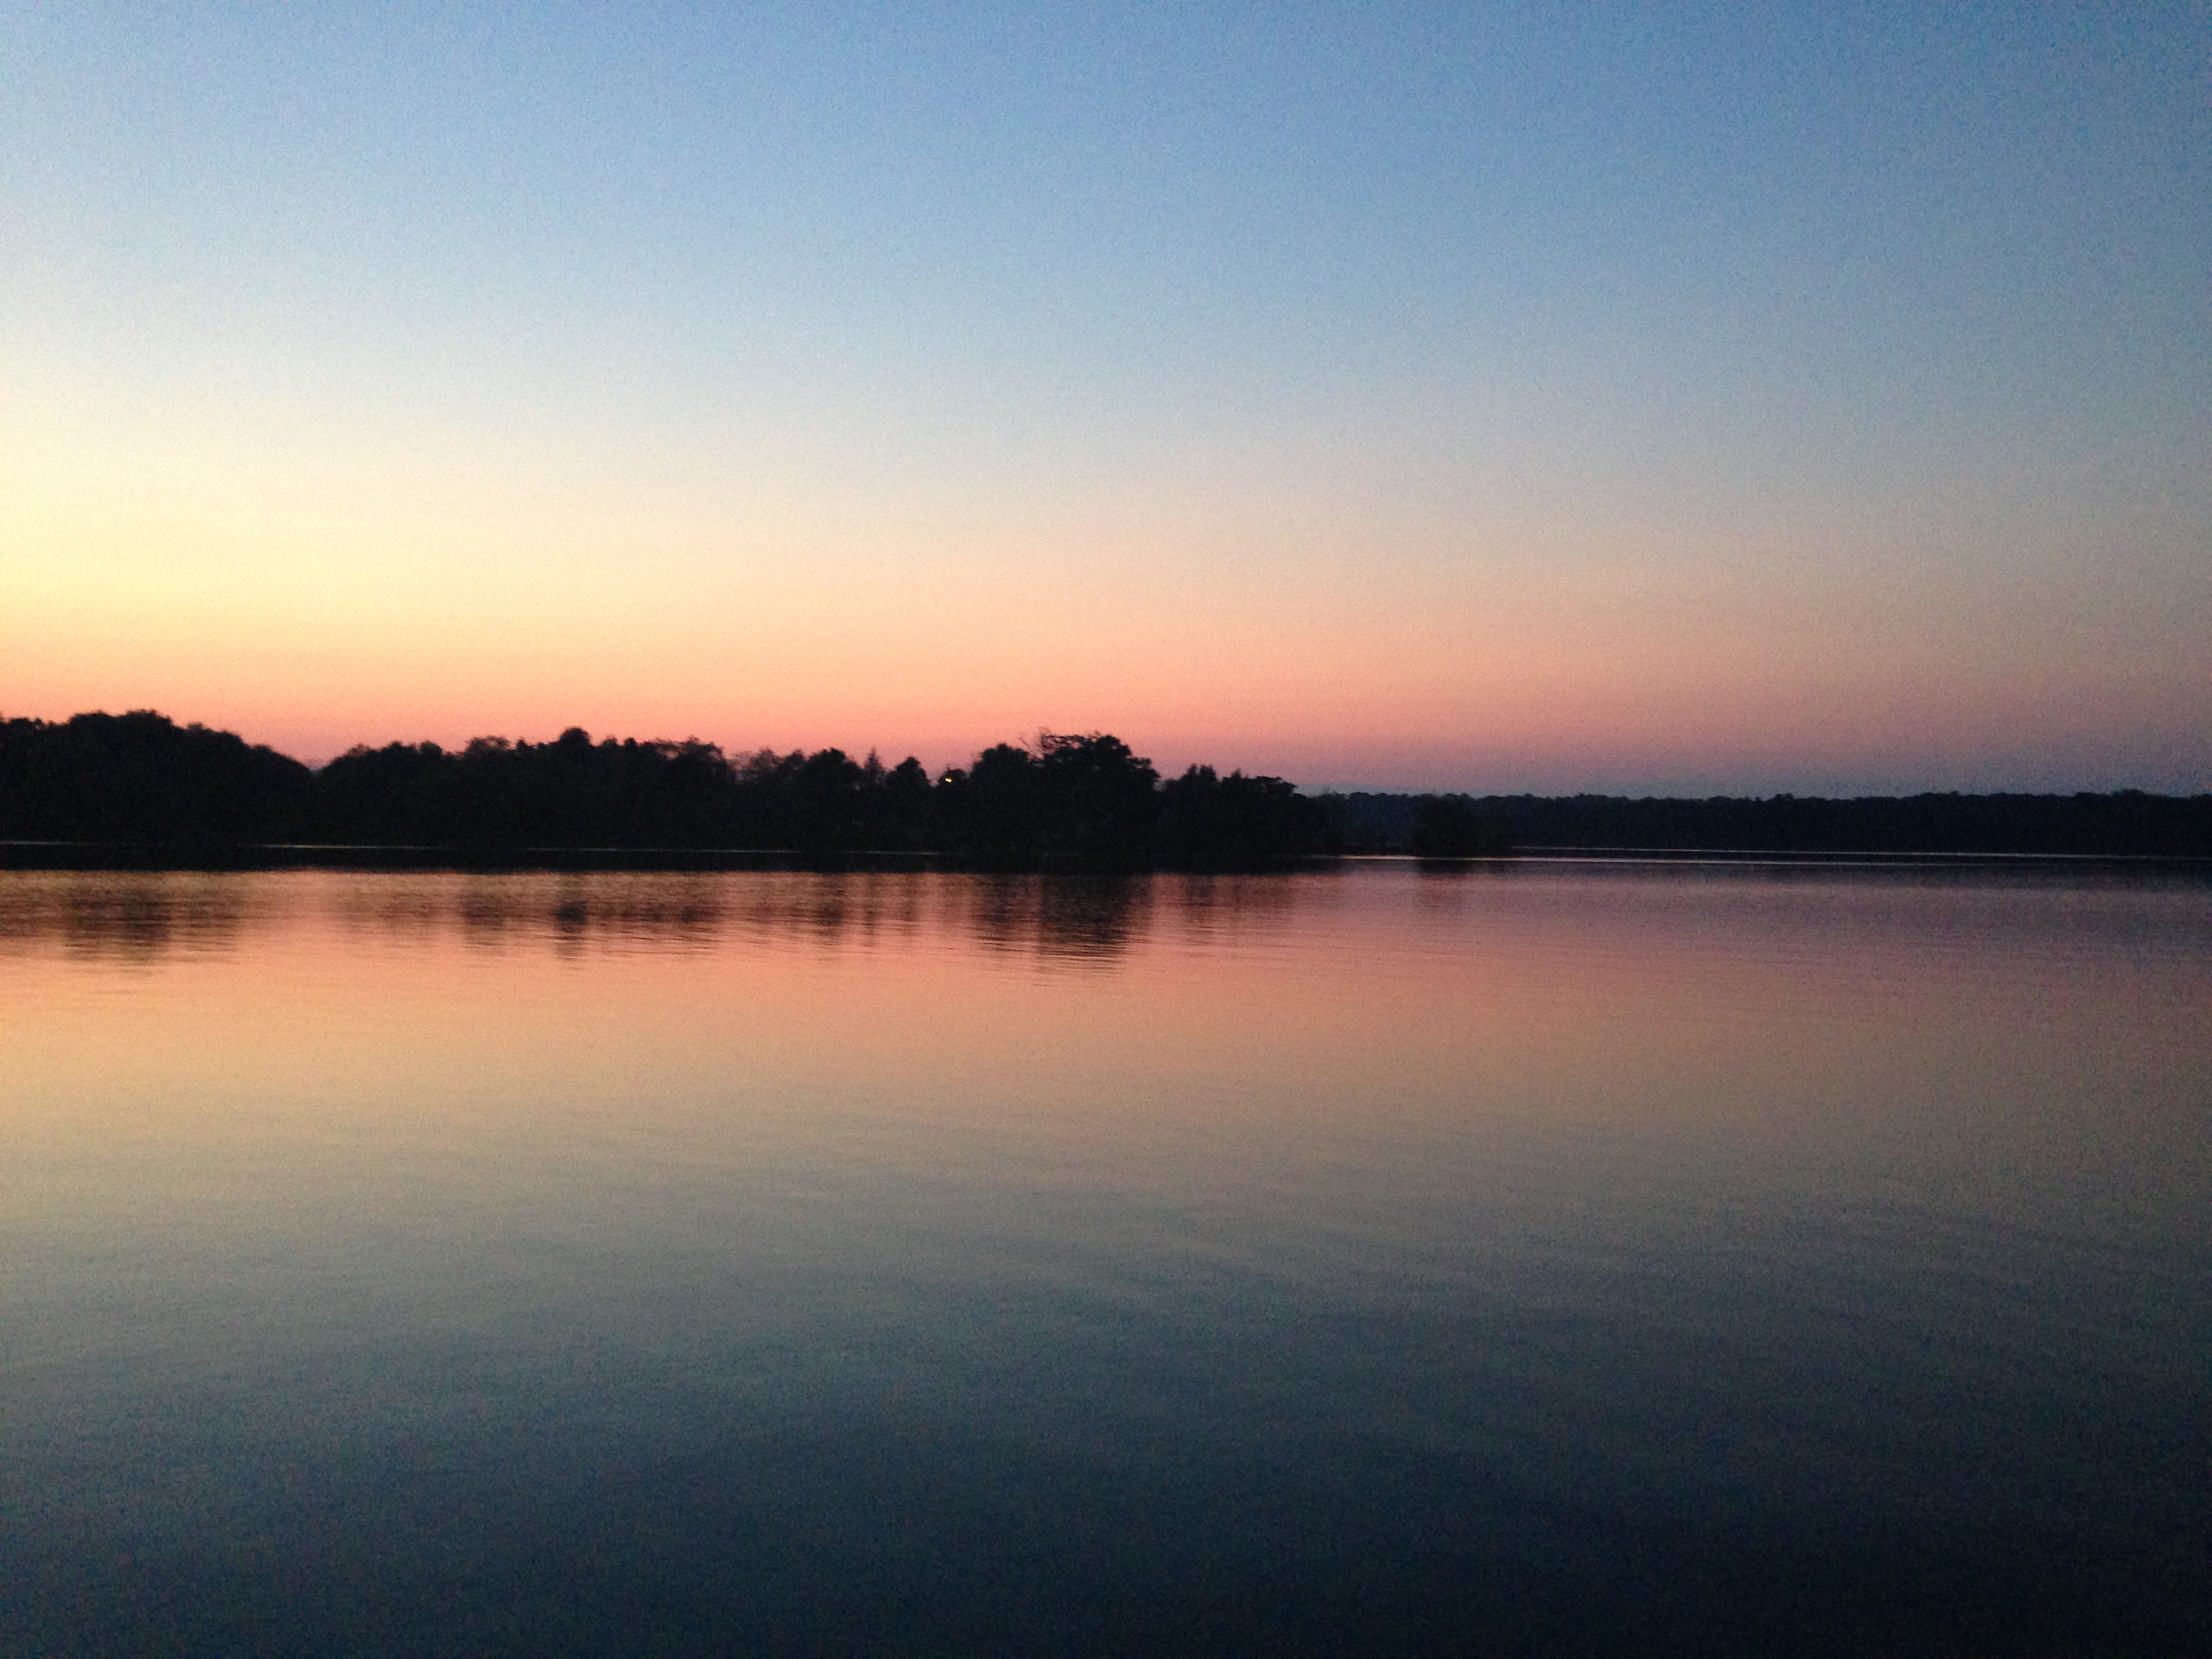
[3,711,2207,865]
[0,712,1334,869]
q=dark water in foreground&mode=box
[2,865,2207,1656]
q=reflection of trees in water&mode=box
[965,875,1150,962]
[1164,870,1326,947]
[317,872,939,953]
[0,873,257,960]
[0,869,1324,962]
[770,872,927,947]
[335,872,1147,960]
[322,874,736,950]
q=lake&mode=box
[2,864,2207,1654]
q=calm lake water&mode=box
[2,864,2207,1655]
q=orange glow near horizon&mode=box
[7,418,2205,792]
[6,274,2206,795]
[7,869,2208,1227]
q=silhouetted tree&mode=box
[1035,733,1160,869]
[11,708,2209,861]
[787,747,867,851]
[1408,794,1514,858]
[1158,765,1334,867]
[865,755,935,851]
[0,711,309,843]
[936,743,1044,867]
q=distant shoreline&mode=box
[5,842,2207,875]
[7,712,2209,864]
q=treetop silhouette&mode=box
[7,710,2208,863]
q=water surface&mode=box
[3,865,2207,1654]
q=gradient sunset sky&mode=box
[5,3,2207,792]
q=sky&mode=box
[3,2,2207,793]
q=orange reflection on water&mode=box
[3,867,2209,1260]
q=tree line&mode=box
[5,710,2207,863]
[1330,788,2212,858]
[0,712,1340,868]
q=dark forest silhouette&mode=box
[1330,788,2212,859]
[4,710,2209,864]
[0,712,1339,868]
